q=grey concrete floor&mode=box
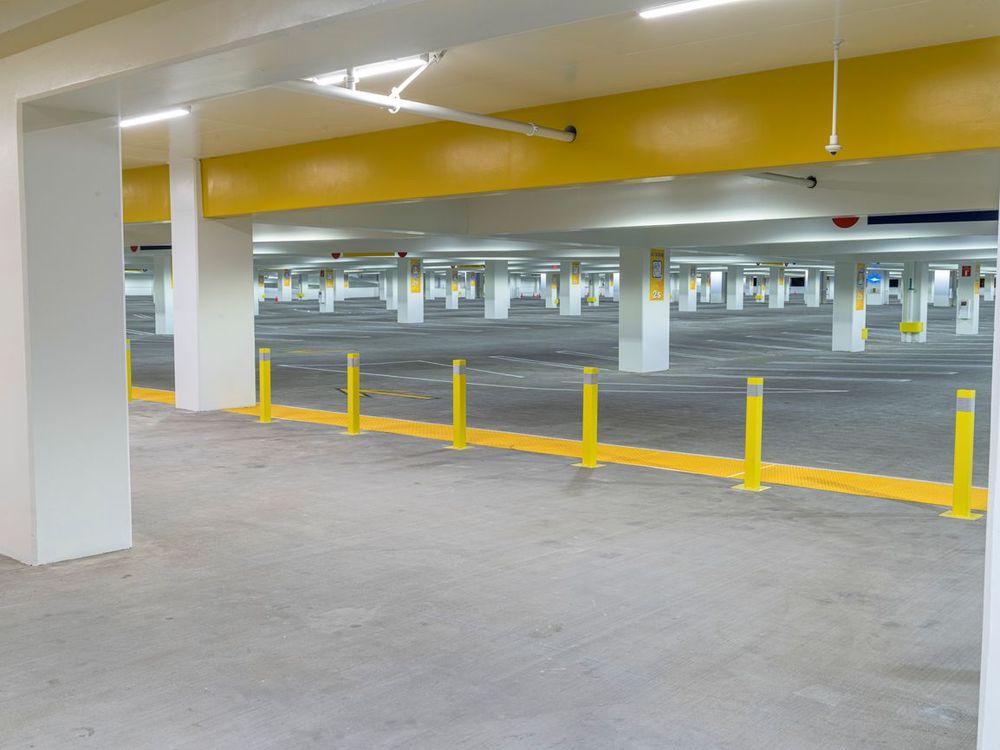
[129,296,995,484]
[0,404,985,748]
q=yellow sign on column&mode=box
[571,262,581,285]
[451,268,459,292]
[324,271,334,289]
[689,268,697,291]
[343,274,350,289]
[283,270,291,288]
[649,248,666,301]
[855,262,866,311]
[409,259,423,293]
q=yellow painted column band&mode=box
[125,338,133,403]
[734,377,766,492]
[346,352,361,435]
[451,359,467,450]
[258,348,272,424]
[576,367,601,469]
[942,389,982,520]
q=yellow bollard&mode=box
[942,389,982,520]
[449,359,468,450]
[346,352,361,435]
[258,348,272,424]
[126,338,133,402]
[574,367,602,468]
[733,377,767,491]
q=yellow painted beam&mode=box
[187,38,1000,217]
[130,386,989,513]
[123,164,170,223]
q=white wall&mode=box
[125,275,154,296]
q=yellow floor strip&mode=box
[131,387,987,512]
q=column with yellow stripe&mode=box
[574,367,602,468]
[733,377,767,491]
[125,338,133,402]
[345,352,361,435]
[941,389,982,520]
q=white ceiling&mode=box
[120,0,1000,167]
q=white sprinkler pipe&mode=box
[280,80,577,143]
[826,39,844,156]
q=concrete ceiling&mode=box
[120,0,1000,167]
[124,150,1000,272]
[0,0,166,58]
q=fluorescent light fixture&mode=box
[639,0,750,19]
[310,56,426,86]
[120,107,191,128]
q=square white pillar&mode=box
[956,262,982,335]
[396,257,424,324]
[485,260,510,319]
[832,260,867,352]
[385,270,398,311]
[612,272,620,302]
[984,272,996,302]
[446,268,460,310]
[424,272,434,300]
[587,274,600,307]
[804,269,821,308]
[319,269,335,313]
[278,269,292,302]
[255,273,266,312]
[171,159,255,412]
[545,273,559,308]
[152,251,174,334]
[333,269,347,301]
[725,266,744,310]
[2,113,132,565]
[932,269,951,307]
[709,271,724,303]
[559,261,582,316]
[900,261,928,343]
[677,264,697,312]
[619,249,670,373]
[768,267,786,309]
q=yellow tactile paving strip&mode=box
[132,387,987,513]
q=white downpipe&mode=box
[280,80,577,143]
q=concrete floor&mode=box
[0,403,984,749]
[129,295,994,484]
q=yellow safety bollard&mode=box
[449,359,468,450]
[258,348,272,424]
[733,377,767,491]
[942,389,982,520]
[346,352,361,435]
[126,338,133,402]
[574,367,602,468]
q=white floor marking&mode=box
[420,360,526,379]
[556,350,618,362]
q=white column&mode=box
[804,269,821,308]
[619,249,670,373]
[612,272,620,302]
[396,257,424,324]
[768,267,786,309]
[867,267,889,306]
[1,113,132,565]
[485,260,510,319]
[956,262,982,336]
[254,272,266,315]
[669,273,679,302]
[900,261,928,343]
[278,269,292,302]
[319,269,335,313]
[832,260,867,352]
[378,272,387,301]
[171,158,255,412]
[588,274,600,307]
[330,269,344,301]
[725,266,744,311]
[699,272,711,303]
[709,271,724,303]
[445,267,460,310]
[385,270,398,311]
[152,251,174,334]
[824,272,834,302]
[464,272,477,301]
[424,272,434,301]
[984,272,996,303]
[933,269,951,307]
[559,261,582,316]
[677,264,697,312]
[545,273,559,308]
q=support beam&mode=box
[559,261,582,316]
[619,249,670,373]
[768,267,786,310]
[172,158,256,412]
[485,261,510,319]
[956,262,982,335]
[396,257,424,324]
[677,264,697,312]
[832,260,867,352]
[2,113,132,565]
[726,266,744,311]
[152,251,174,334]
[900,261,928,343]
